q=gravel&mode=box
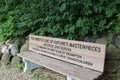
[0,62,66,80]
[0,67,37,80]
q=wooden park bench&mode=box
[17,35,106,80]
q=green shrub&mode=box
[0,0,120,40]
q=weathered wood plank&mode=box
[29,35,106,72]
[17,51,102,80]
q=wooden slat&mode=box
[17,51,102,80]
[29,35,106,72]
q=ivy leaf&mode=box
[60,3,66,12]
[117,13,120,19]
[65,24,75,33]
[106,7,116,17]
[17,22,27,28]
[93,5,102,13]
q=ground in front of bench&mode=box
[0,66,66,80]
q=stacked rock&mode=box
[0,40,22,68]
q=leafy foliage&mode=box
[16,63,24,71]
[0,0,120,41]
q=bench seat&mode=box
[18,50,102,80]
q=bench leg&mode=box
[23,59,40,72]
[67,76,76,80]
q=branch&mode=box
[4,0,8,6]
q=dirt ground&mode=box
[0,63,66,80]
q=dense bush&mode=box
[0,0,120,41]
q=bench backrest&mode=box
[29,35,106,72]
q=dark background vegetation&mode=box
[0,0,120,41]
